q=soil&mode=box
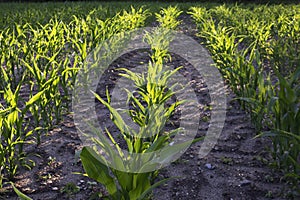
[0,14,289,200]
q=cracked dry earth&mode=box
[2,15,287,200]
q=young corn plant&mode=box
[190,4,300,194]
[188,7,210,32]
[0,68,43,187]
[80,7,187,200]
[155,6,182,30]
[21,56,59,142]
[0,5,151,192]
[261,67,300,190]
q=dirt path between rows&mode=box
[2,14,287,200]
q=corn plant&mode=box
[0,68,43,187]
[155,6,182,30]
[262,67,300,175]
[80,6,189,200]
[189,4,300,195]
[0,5,153,192]
[10,182,32,200]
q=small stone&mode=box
[240,179,251,186]
[52,187,59,191]
[205,163,214,170]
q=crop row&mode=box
[189,4,299,197]
[0,5,190,199]
[0,2,299,199]
[0,6,149,190]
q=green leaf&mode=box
[10,182,33,200]
[80,147,118,196]
[25,90,44,108]
[137,177,177,200]
[92,90,135,137]
[145,135,168,152]
[128,173,151,199]
[261,129,300,142]
[113,170,133,196]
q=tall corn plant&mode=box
[80,6,186,200]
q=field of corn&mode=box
[0,1,299,199]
